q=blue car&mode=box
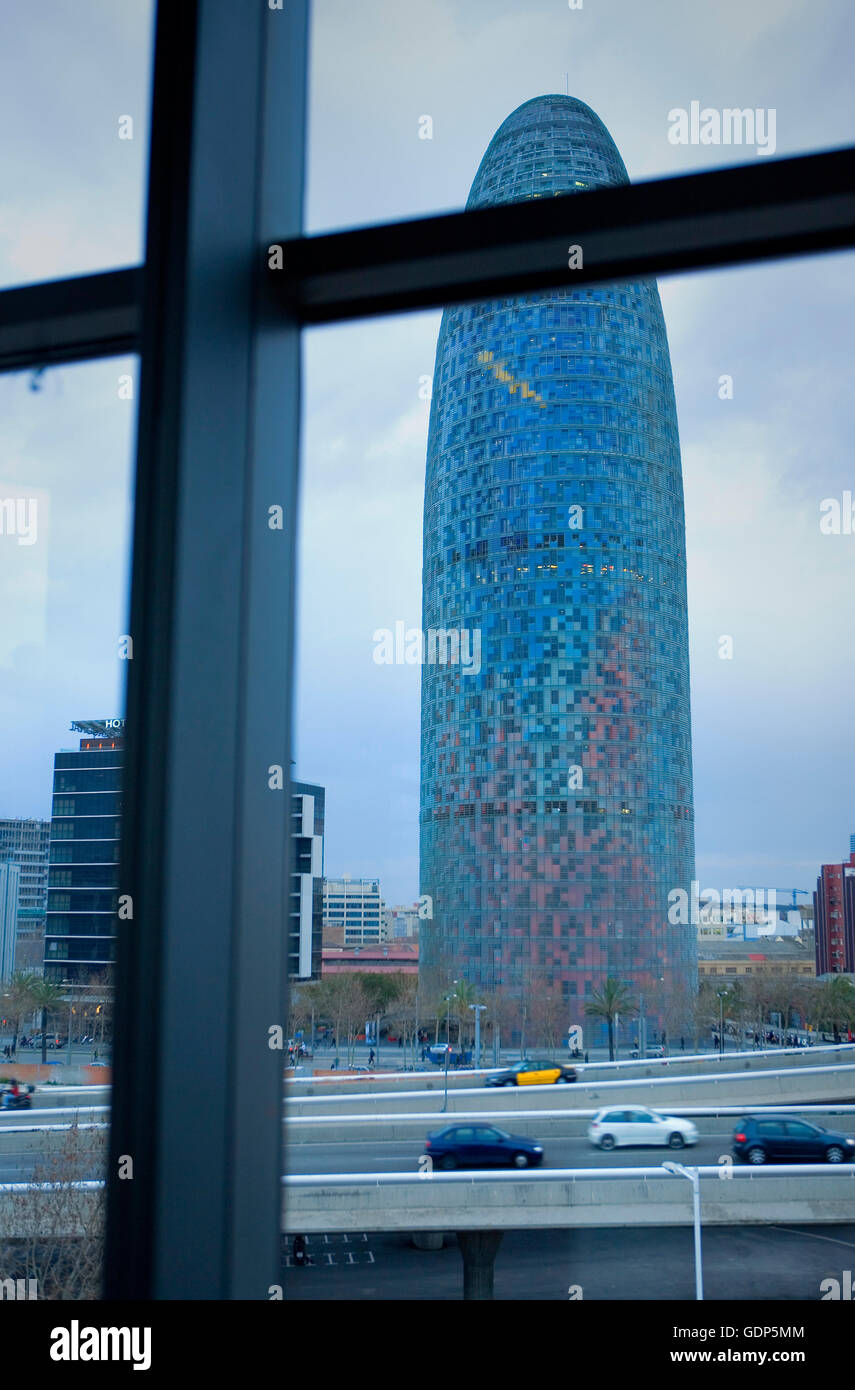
[424,1123,544,1170]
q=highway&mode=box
[286,1133,741,1176]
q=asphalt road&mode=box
[281,1222,855,1301]
[283,1133,738,1175]
[5,1123,855,1182]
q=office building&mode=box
[0,817,50,972]
[322,876,383,947]
[44,720,124,982]
[420,95,696,1008]
[382,903,421,941]
[0,861,21,982]
[289,781,324,980]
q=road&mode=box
[283,1133,740,1175]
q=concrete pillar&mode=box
[412,1231,444,1251]
[457,1229,504,1299]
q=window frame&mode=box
[0,0,853,1301]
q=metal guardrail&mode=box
[284,1043,855,1085]
[5,1164,852,1193]
[283,1163,855,1187]
[285,1103,855,1127]
[287,1060,855,1107]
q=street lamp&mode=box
[717,989,728,1055]
[441,1043,452,1113]
[444,981,459,1046]
[662,1161,703,1300]
[469,1003,487,1069]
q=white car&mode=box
[588,1106,698,1150]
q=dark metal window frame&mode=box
[0,0,853,1299]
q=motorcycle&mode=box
[1,1084,35,1111]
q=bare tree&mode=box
[6,1122,106,1300]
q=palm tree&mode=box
[585,977,637,1061]
[27,979,67,1065]
[449,980,478,1048]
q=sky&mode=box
[1,0,854,911]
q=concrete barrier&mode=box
[281,1165,855,1233]
[0,1123,107,1158]
[4,1165,853,1239]
[285,1062,855,1120]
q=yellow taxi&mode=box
[485,1058,577,1087]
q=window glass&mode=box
[0,356,137,1296]
[0,2,154,291]
[307,0,855,236]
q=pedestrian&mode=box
[584,1050,589,1064]
[368,1047,375,1067]
[680,1037,685,1051]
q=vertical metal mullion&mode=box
[105,0,307,1299]
[230,0,308,1295]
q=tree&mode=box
[814,976,855,1040]
[585,978,636,1060]
[0,973,39,1055]
[529,989,565,1054]
[28,980,70,1065]
[5,1121,106,1299]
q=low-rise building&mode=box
[698,934,816,980]
[322,942,418,975]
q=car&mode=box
[424,1123,544,1170]
[485,1058,577,1087]
[588,1106,698,1150]
[732,1116,855,1165]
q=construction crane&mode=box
[737,887,811,910]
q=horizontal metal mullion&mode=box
[276,146,855,322]
[0,267,141,373]
[1,147,853,368]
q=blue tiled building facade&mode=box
[420,96,696,1017]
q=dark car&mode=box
[424,1123,544,1170]
[732,1116,855,1165]
[485,1058,577,1087]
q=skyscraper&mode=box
[44,720,124,982]
[420,96,696,1017]
[0,818,50,972]
[289,781,325,980]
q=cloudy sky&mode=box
[1,0,854,910]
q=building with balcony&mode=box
[814,841,855,975]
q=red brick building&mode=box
[814,842,855,975]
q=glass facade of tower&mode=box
[420,95,696,1010]
[45,734,123,981]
